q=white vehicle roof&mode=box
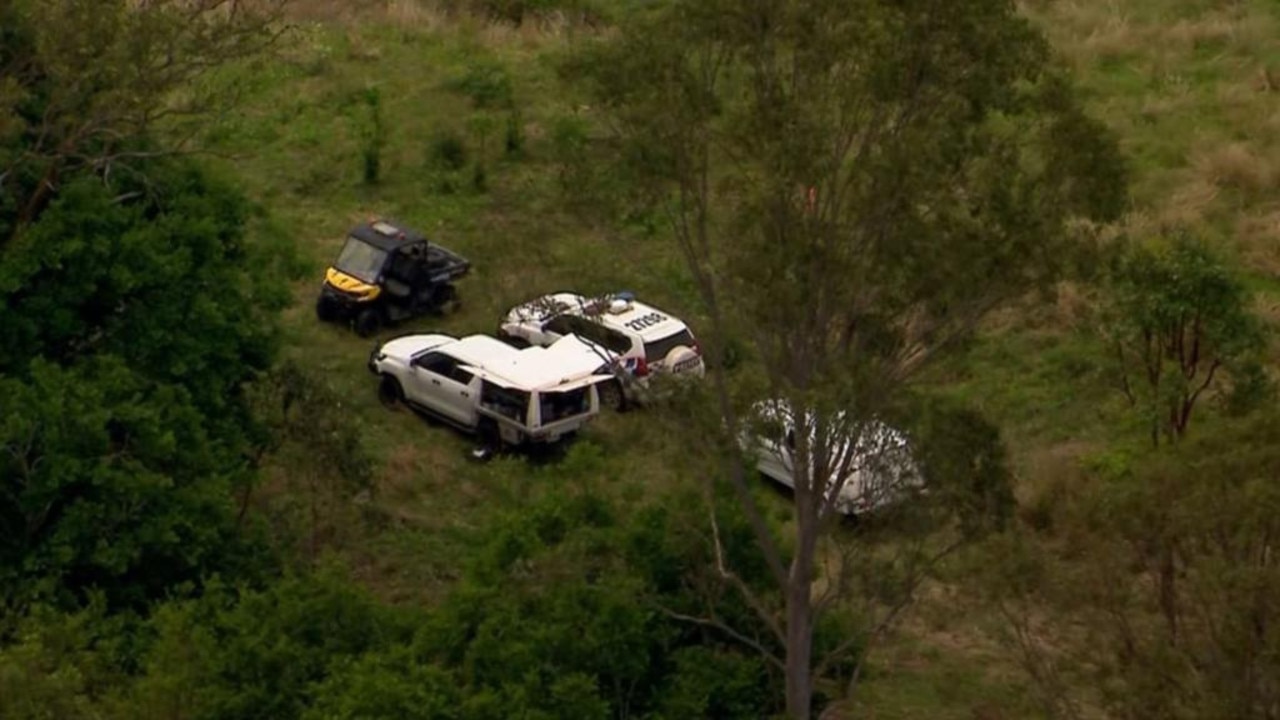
[511,291,693,342]
[506,292,586,324]
[378,333,455,360]
[451,334,612,392]
[592,298,689,341]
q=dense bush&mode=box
[0,163,287,610]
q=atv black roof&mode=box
[348,220,428,252]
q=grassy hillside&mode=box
[209,0,1280,716]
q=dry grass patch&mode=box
[1237,210,1280,275]
[1191,140,1277,193]
[1159,174,1220,226]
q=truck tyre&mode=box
[598,379,627,412]
[315,294,339,323]
[377,376,404,409]
[470,418,501,462]
[354,308,381,338]
[429,285,459,316]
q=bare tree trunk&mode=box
[786,501,818,719]
[785,572,815,719]
[1158,540,1178,642]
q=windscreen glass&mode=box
[334,237,387,284]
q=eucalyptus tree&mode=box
[573,0,1127,714]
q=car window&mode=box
[414,352,459,378]
[543,315,576,336]
[334,237,387,284]
[643,328,695,363]
[569,318,632,355]
[387,250,420,283]
[480,382,529,423]
[538,387,591,424]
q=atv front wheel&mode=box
[377,376,404,409]
[315,294,339,323]
[354,309,381,338]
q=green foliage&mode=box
[245,362,377,565]
[1102,231,1269,444]
[404,451,782,719]
[0,0,282,242]
[1002,409,1280,720]
[572,2,1111,713]
[0,163,285,609]
[443,0,620,27]
[122,569,404,720]
[304,649,460,720]
[0,601,130,719]
[358,86,385,186]
[572,0,1128,396]
[904,398,1015,538]
[504,110,525,158]
[428,131,469,171]
[447,62,514,110]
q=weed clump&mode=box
[446,61,513,109]
[428,131,469,171]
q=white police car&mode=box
[745,400,923,518]
[498,291,705,410]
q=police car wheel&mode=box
[599,380,626,412]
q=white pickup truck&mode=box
[368,332,614,457]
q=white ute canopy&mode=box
[455,334,614,392]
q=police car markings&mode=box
[624,312,668,332]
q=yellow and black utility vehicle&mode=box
[315,219,471,337]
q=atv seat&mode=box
[383,278,411,298]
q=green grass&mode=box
[208,0,1280,715]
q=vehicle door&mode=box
[382,249,421,308]
[756,424,798,489]
[406,351,475,426]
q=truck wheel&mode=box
[315,294,339,323]
[429,285,459,316]
[354,309,381,338]
[598,379,627,412]
[377,376,403,409]
[470,419,501,462]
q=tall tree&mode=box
[0,164,287,609]
[574,0,1127,714]
[0,0,285,244]
[1102,231,1267,447]
[0,0,290,610]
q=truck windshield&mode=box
[334,237,387,284]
